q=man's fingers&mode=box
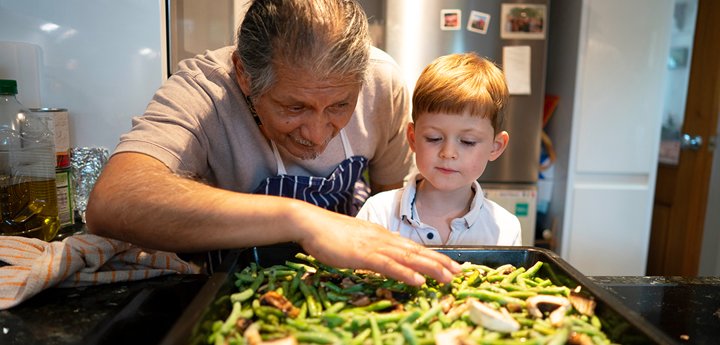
[361,252,426,286]
[379,245,455,284]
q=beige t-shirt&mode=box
[115,46,413,193]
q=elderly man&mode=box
[86,0,460,284]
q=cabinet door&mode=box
[575,0,672,174]
[567,187,652,276]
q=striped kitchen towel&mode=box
[0,234,195,309]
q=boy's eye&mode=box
[424,137,441,143]
[461,140,477,146]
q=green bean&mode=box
[268,270,277,291]
[506,291,538,299]
[457,290,527,307]
[322,281,343,294]
[219,301,243,335]
[234,273,256,283]
[345,300,393,313]
[401,323,419,345]
[369,314,382,345]
[326,291,352,302]
[285,260,313,272]
[397,310,421,325]
[414,303,443,327]
[547,326,570,345]
[294,332,338,344]
[295,253,359,279]
[518,262,543,280]
[350,328,371,345]
[298,282,320,317]
[317,285,332,309]
[307,284,324,313]
[502,267,526,284]
[230,289,254,303]
[340,283,365,295]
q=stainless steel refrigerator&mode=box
[367,0,549,245]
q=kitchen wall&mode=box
[0,0,166,154]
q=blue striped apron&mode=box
[206,129,370,273]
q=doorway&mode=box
[646,0,720,276]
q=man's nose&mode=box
[301,112,333,145]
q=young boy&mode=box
[356,53,521,246]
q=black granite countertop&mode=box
[588,276,720,344]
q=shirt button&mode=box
[427,233,434,240]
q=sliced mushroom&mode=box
[525,295,571,327]
[262,336,298,345]
[434,327,472,345]
[341,277,356,289]
[376,287,393,300]
[569,286,597,316]
[438,294,456,313]
[446,299,471,321]
[244,322,263,345]
[259,291,300,318]
[505,302,523,313]
[349,294,371,307]
[235,318,253,333]
[568,331,594,345]
[468,300,521,333]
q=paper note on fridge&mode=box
[503,46,531,95]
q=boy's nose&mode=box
[439,143,458,160]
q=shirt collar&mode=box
[399,172,486,228]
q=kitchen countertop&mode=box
[588,276,720,344]
[2,235,718,344]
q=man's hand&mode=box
[292,207,461,286]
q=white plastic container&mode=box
[0,79,59,241]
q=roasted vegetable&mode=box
[205,255,616,345]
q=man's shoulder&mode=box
[174,46,235,81]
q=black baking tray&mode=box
[160,244,678,345]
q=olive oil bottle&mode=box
[0,80,60,241]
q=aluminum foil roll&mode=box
[70,148,109,223]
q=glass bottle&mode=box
[0,79,60,241]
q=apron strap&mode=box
[270,129,352,176]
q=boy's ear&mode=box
[407,122,418,153]
[488,131,509,161]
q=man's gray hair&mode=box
[234,0,371,100]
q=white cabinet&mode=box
[545,0,673,275]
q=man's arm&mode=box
[86,152,460,285]
[370,181,403,195]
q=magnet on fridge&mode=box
[441,9,461,31]
[467,11,491,35]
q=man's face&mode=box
[238,63,362,160]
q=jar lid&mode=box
[0,79,18,94]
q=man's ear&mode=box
[232,54,252,96]
[407,122,417,153]
[489,131,509,161]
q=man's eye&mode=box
[332,103,348,109]
[461,140,477,147]
[286,106,304,112]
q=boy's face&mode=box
[408,112,508,192]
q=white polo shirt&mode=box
[357,172,522,246]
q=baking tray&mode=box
[160,244,678,345]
